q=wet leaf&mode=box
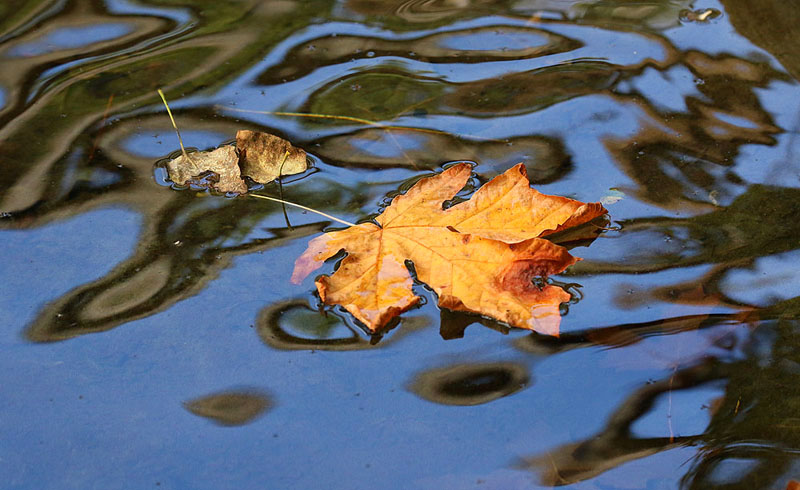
[165,145,247,194]
[162,130,309,193]
[292,163,607,336]
[236,129,307,184]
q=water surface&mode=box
[2,0,800,488]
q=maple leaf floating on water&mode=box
[291,163,607,336]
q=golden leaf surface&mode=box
[291,163,607,336]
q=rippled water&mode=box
[2,1,800,488]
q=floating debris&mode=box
[161,130,309,195]
[236,130,308,184]
[165,145,247,194]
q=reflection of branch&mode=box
[520,360,721,486]
[612,261,759,313]
[682,443,792,490]
[722,0,800,81]
[601,47,784,212]
[25,200,323,342]
[520,309,800,488]
[515,311,752,354]
[218,106,505,142]
[572,184,800,276]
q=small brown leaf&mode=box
[236,130,308,184]
[165,145,247,194]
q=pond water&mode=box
[2,1,800,489]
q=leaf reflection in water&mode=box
[257,298,429,350]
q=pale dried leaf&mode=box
[236,130,308,184]
[165,146,247,194]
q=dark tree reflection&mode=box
[518,302,800,489]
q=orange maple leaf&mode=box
[291,163,607,336]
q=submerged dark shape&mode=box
[409,362,530,406]
[184,390,272,426]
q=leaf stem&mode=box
[277,150,292,230]
[217,106,506,143]
[249,194,356,227]
[158,89,197,169]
